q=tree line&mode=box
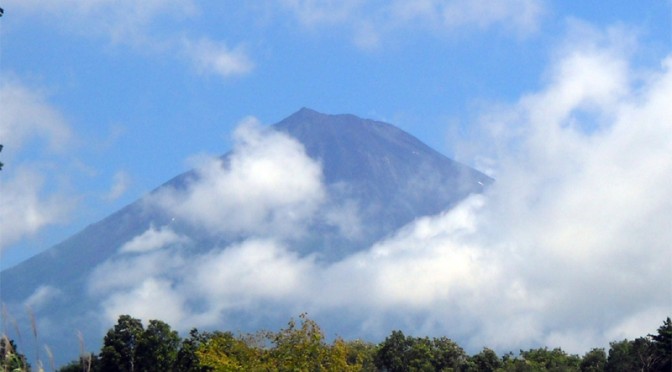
[2,314,670,371]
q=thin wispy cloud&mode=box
[277,0,546,48]
[119,225,189,253]
[5,0,251,81]
[181,37,255,78]
[0,169,72,251]
[104,171,131,201]
[6,0,198,43]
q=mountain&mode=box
[0,108,492,366]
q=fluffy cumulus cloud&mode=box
[0,80,74,251]
[148,117,326,238]
[88,24,670,354]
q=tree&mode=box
[580,348,606,372]
[431,336,467,371]
[468,348,502,372]
[332,339,377,372]
[374,331,467,372]
[268,313,331,371]
[519,347,580,371]
[405,336,434,371]
[606,339,637,372]
[374,330,411,372]
[135,320,180,372]
[650,317,671,371]
[100,315,144,372]
[606,337,663,372]
[175,329,209,372]
[195,331,265,371]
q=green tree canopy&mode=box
[135,319,180,372]
[99,315,144,372]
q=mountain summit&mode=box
[1,108,492,366]
[274,108,491,240]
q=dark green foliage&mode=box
[375,330,409,371]
[519,347,581,371]
[99,315,144,372]
[606,337,661,372]
[431,336,467,371]
[650,317,671,371]
[604,319,672,372]
[99,316,180,372]
[606,339,637,372]
[374,330,467,371]
[580,348,606,372]
[498,348,580,372]
[135,320,180,372]
[467,348,502,372]
[174,329,209,372]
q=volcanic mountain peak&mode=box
[0,108,492,366]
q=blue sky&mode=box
[1,1,669,269]
[1,0,671,355]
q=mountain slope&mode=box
[0,108,492,366]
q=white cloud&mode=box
[0,170,72,251]
[181,37,254,78]
[0,80,75,252]
[435,0,544,33]
[148,117,326,238]
[6,0,198,44]
[88,249,185,295]
[101,278,188,327]
[104,171,131,201]
[6,1,254,81]
[0,80,72,152]
[278,0,364,26]
[24,285,62,310]
[278,0,546,48]
[119,225,189,253]
[183,239,315,325]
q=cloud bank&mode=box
[84,23,671,354]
